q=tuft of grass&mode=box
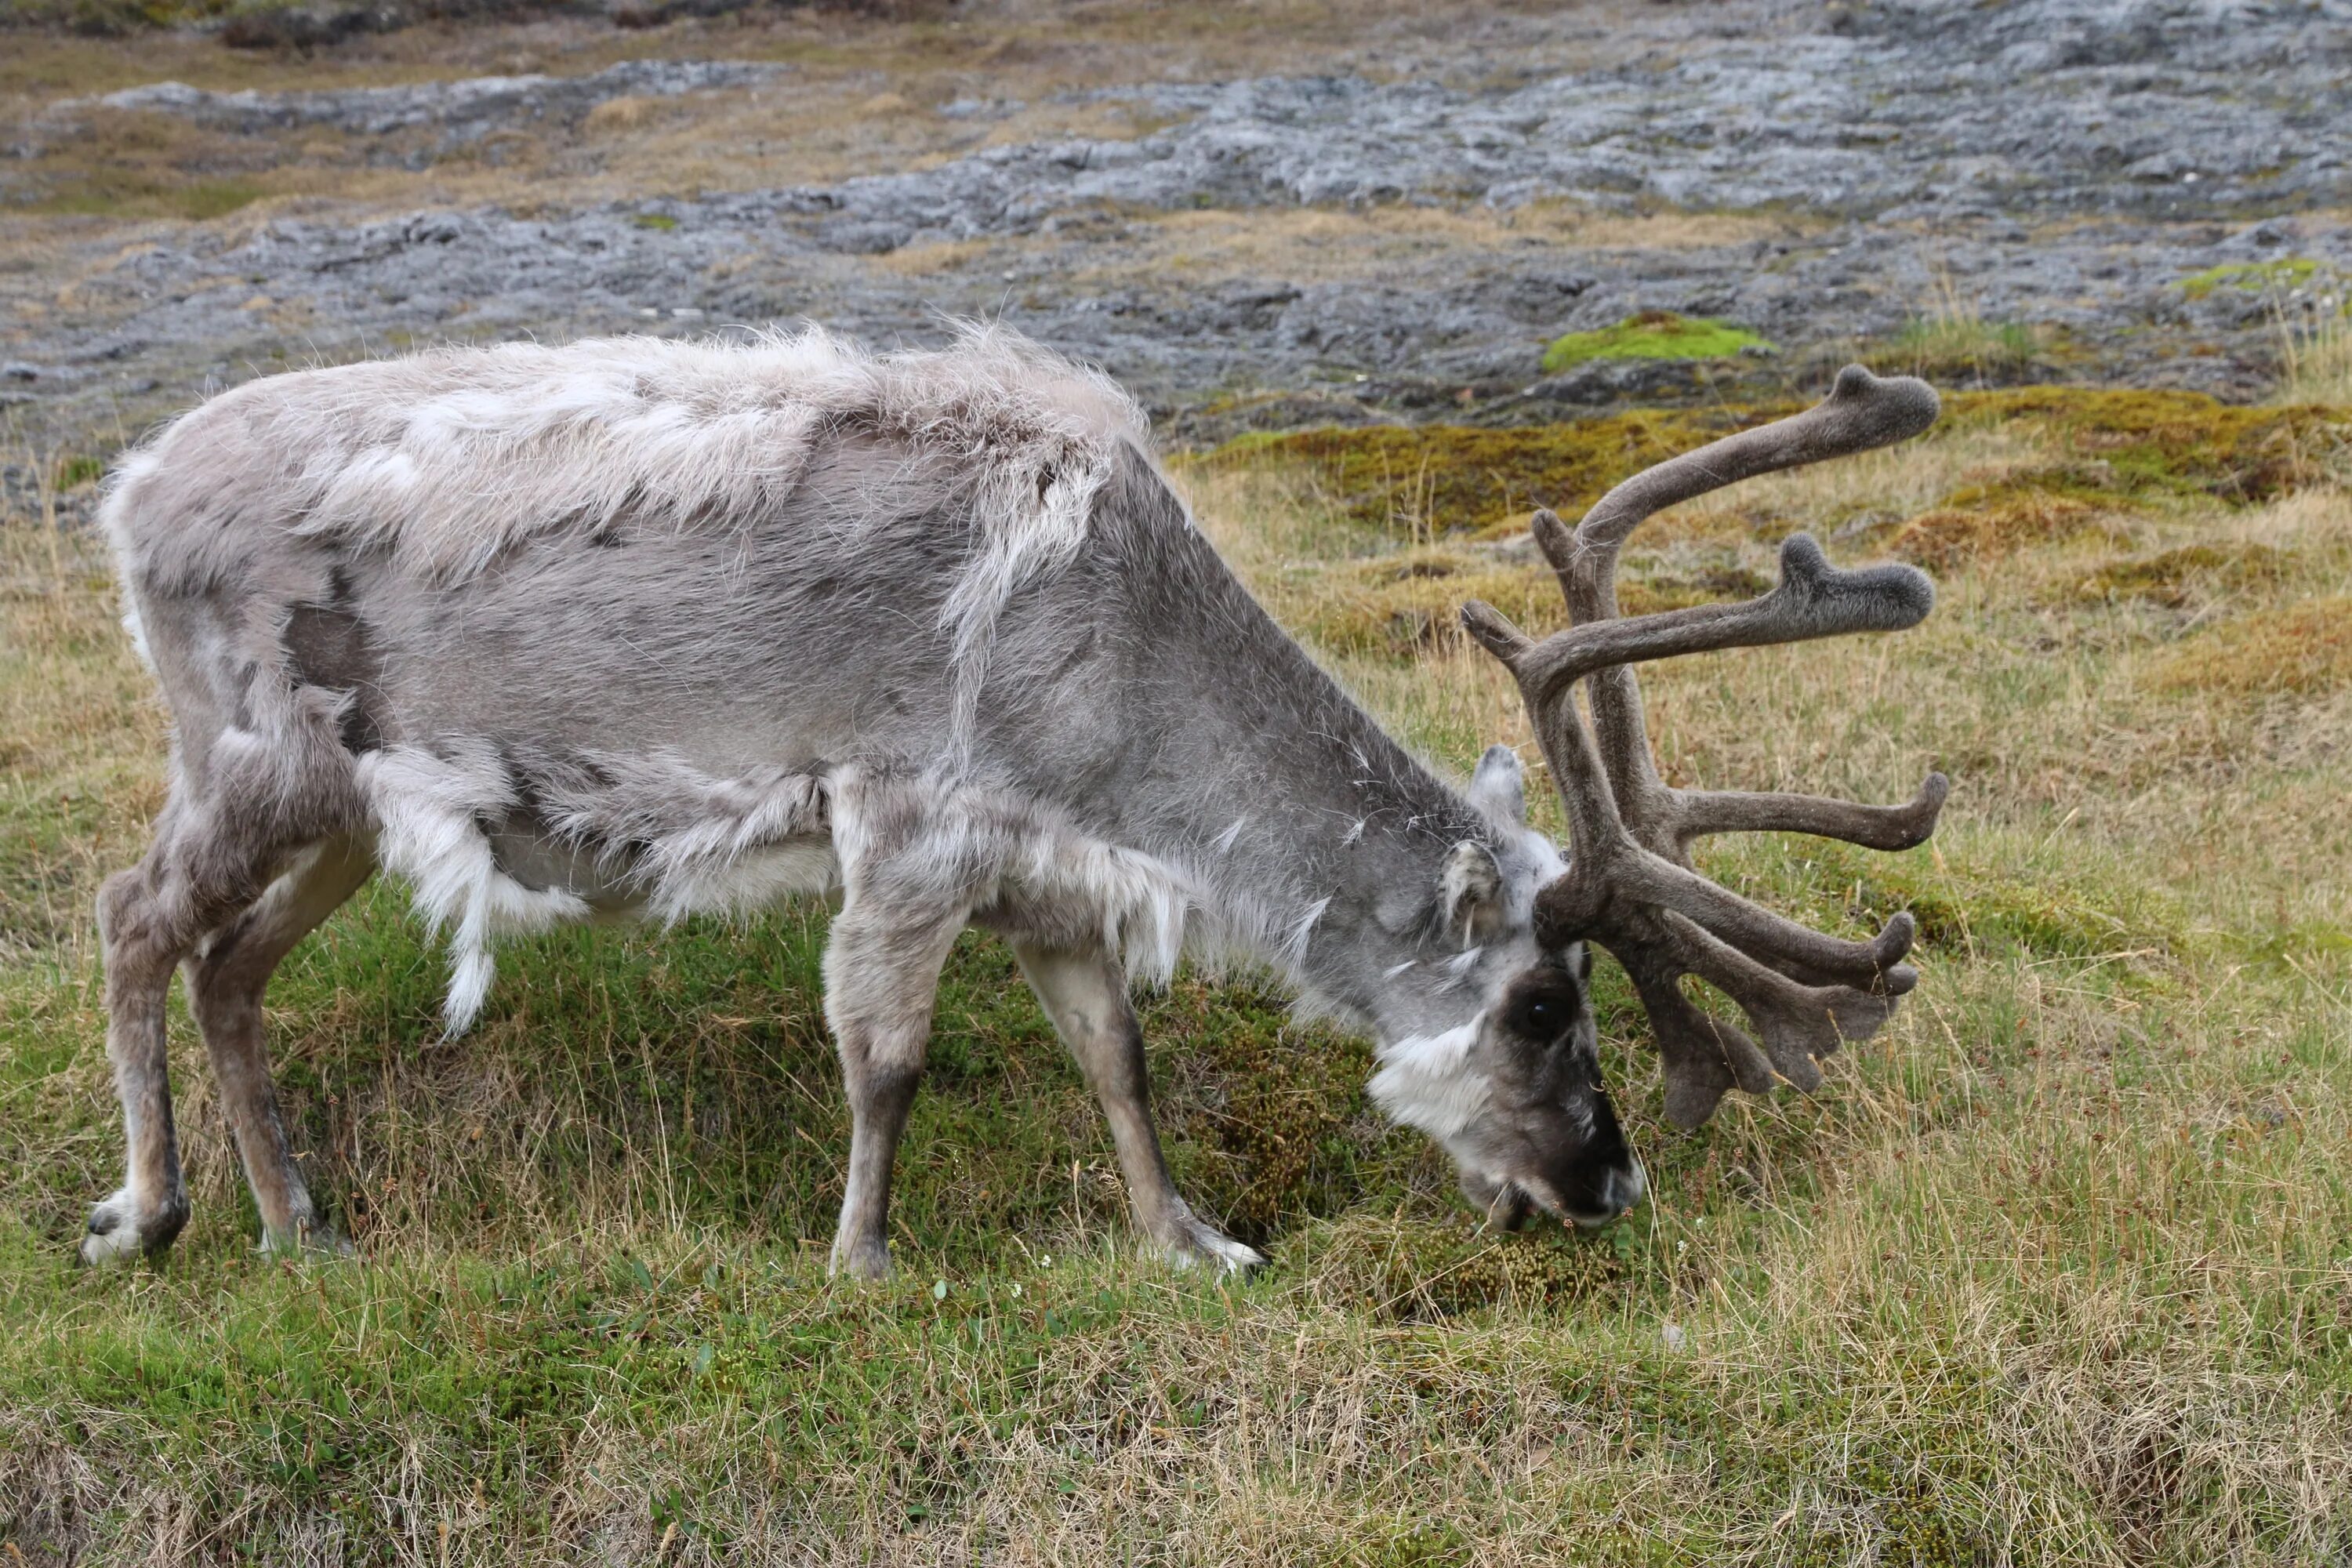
[2178,257,2322,299]
[2274,296,2352,406]
[2060,540,2292,609]
[1873,272,2041,386]
[1541,310,1773,375]
[2147,595,2352,696]
[631,211,679,231]
[1886,491,2114,571]
[1885,314,2039,383]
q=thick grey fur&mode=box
[85,326,1644,1276]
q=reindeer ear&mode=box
[1440,840,1506,945]
[1466,744,1526,826]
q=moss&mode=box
[1221,390,2347,546]
[632,212,679,232]
[2148,597,2352,696]
[1177,979,1375,1243]
[1232,405,1781,534]
[2177,258,2323,299]
[2061,542,2291,608]
[1938,388,2349,506]
[1798,842,2183,964]
[1886,492,2114,571]
[1541,310,1773,375]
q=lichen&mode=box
[1541,310,1773,375]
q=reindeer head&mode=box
[1378,366,1950,1229]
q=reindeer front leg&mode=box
[1011,941,1264,1275]
[822,892,966,1281]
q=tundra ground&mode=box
[3,383,2350,1563]
[5,0,2352,1558]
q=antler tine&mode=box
[1461,365,1949,1127]
[1528,364,1947,855]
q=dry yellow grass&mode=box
[2,397,2350,1562]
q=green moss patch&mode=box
[1940,388,2349,506]
[1541,311,1773,375]
[2177,258,2323,299]
[1225,405,1778,533]
[1220,390,2349,543]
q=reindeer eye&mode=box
[1523,998,1559,1034]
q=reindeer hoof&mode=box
[829,1236,893,1283]
[1156,1211,1266,1276]
[79,1187,186,1265]
[260,1219,354,1259]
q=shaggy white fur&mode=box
[118,322,1143,670]
[1367,1021,1489,1142]
[358,743,593,1033]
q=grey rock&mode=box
[10,0,2350,434]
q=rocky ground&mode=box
[2,0,2349,448]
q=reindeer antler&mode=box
[1461,366,1949,1128]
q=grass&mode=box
[5,393,2352,1562]
[1869,272,2042,387]
[2179,258,2324,300]
[1540,310,1772,376]
[2277,296,2352,407]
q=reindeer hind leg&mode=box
[84,802,279,1263]
[184,834,376,1255]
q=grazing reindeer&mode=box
[86,327,1944,1276]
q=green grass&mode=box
[1540,310,1773,375]
[2178,258,2324,299]
[5,397,2352,1562]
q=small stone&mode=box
[1660,1323,1687,1351]
[2,362,35,382]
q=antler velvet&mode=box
[1461,365,1950,1127]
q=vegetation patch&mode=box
[1225,390,2349,543]
[1541,310,1772,376]
[1886,492,2116,572]
[2176,258,2324,299]
[1878,314,2040,384]
[1940,387,2350,505]
[1301,1214,1626,1320]
[1795,840,2184,965]
[2061,541,2292,608]
[1224,405,1776,534]
[2148,596,2352,696]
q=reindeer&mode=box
[85,327,1945,1277]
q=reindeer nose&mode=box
[1599,1159,1646,1218]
